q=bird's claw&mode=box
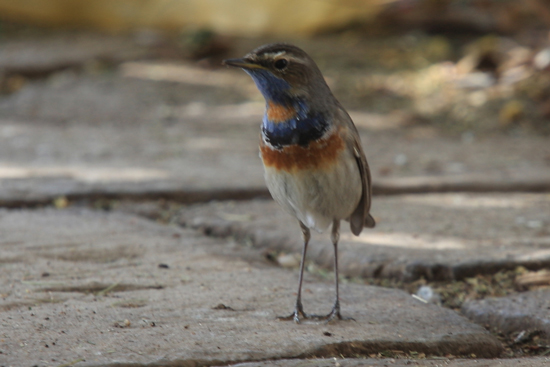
[321,308,355,323]
[277,305,355,324]
[277,311,306,323]
[277,302,309,323]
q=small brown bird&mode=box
[224,43,375,323]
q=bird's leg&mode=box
[305,220,351,322]
[277,221,310,323]
[322,220,354,322]
[326,220,343,321]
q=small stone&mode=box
[394,153,408,166]
[415,285,441,305]
[212,303,234,310]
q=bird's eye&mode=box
[274,59,288,70]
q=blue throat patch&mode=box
[262,106,328,148]
[245,69,291,105]
[246,69,329,148]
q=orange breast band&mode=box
[260,130,345,171]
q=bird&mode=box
[223,43,375,323]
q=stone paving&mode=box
[0,209,502,366]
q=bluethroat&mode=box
[223,43,375,323]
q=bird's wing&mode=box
[338,107,375,235]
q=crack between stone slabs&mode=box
[452,259,550,280]
[3,61,87,80]
[404,257,550,282]
[297,336,503,359]
[0,188,272,209]
[78,336,503,367]
[2,176,550,209]
[80,356,324,367]
[373,178,550,195]
[82,358,260,367]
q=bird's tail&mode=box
[364,214,375,228]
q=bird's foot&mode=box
[322,308,355,323]
[277,302,310,323]
[277,310,308,323]
[309,303,355,323]
[277,305,355,324]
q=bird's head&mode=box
[223,43,333,110]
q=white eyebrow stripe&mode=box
[260,51,307,65]
[264,51,287,58]
[287,56,306,64]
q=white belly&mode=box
[263,149,362,232]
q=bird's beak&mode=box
[222,58,264,70]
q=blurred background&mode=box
[0,0,549,199]
[1,0,550,132]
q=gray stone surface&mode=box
[178,194,550,281]
[0,94,267,206]
[0,209,502,366]
[462,290,550,342]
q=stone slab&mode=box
[0,209,502,366]
[1,53,550,206]
[462,289,550,342]
[177,194,550,281]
